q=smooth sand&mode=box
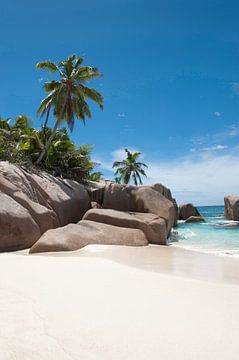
[1,244,239,359]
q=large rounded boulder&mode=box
[102,183,175,235]
[0,161,90,251]
[29,220,148,253]
[0,192,41,251]
[130,187,175,234]
[224,196,239,220]
[178,203,200,220]
[83,208,167,245]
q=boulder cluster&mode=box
[0,162,178,253]
[4,161,239,254]
[178,203,204,223]
[30,182,178,253]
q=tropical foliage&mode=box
[0,115,100,181]
[112,148,147,185]
[0,54,104,182]
[36,54,103,164]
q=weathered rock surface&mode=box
[130,187,175,234]
[224,196,239,221]
[172,198,179,226]
[151,183,173,201]
[151,183,178,227]
[83,180,108,205]
[102,183,175,234]
[29,220,148,253]
[83,209,167,245]
[0,161,177,252]
[0,173,58,235]
[0,192,41,251]
[0,161,90,251]
[102,183,132,211]
[178,203,200,220]
[185,216,205,223]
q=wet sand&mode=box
[1,245,239,359]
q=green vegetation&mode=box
[0,55,149,186]
[0,115,100,181]
[36,54,103,164]
[112,148,148,185]
[0,54,104,182]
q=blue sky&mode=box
[1,0,239,205]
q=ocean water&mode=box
[169,206,239,256]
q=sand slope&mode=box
[1,245,239,360]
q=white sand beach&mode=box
[1,245,239,360]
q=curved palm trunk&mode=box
[42,106,51,133]
[36,95,68,165]
[35,120,59,165]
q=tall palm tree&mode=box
[35,54,103,164]
[112,148,148,185]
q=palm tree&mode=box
[112,148,148,185]
[35,54,103,164]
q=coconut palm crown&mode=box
[112,148,148,185]
[36,54,103,164]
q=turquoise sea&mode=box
[170,206,239,255]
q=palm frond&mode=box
[36,61,60,73]
[78,85,103,108]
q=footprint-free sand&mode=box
[1,244,239,360]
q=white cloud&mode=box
[214,111,221,117]
[94,147,144,173]
[111,147,144,161]
[143,153,239,205]
[97,149,239,206]
[111,148,128,161]
[202,144,228,151]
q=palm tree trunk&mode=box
[36,95,68,165]
[35,120,59,164]
[42,106,51,133]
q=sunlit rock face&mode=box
[0,161,90,251]
[30,181,177,254]
[102,182,176,234]
[0,161,177,253]
[29,220,148,254]
[83,208,167,245]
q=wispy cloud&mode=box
[117,112,126,118]
[112,147,144,161]
[96,146,239,205]
[202,144,228,151]
[93,147,144,173]
[191,124,239,146]
[143,153,239,205]
[227,124,239,137]
[214,111,221,117]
